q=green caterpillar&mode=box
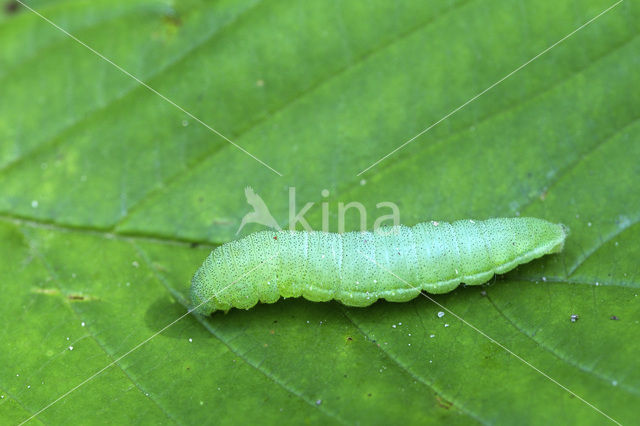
[190,217,567,315]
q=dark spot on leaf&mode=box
[67,293,97,302]
[367,393,372,397]
[163,14,182,27]
[68,294,89,301]
[190,242,199,248]
[611,315,619,320]
[435,395,453,409]
[4,1,19,15]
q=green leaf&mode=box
[1,0,638,424]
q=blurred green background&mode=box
[1,0,638,424]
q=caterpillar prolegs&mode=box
[190,217,567,314]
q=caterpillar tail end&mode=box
[189,267,217,316]
[549,223,569,254]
